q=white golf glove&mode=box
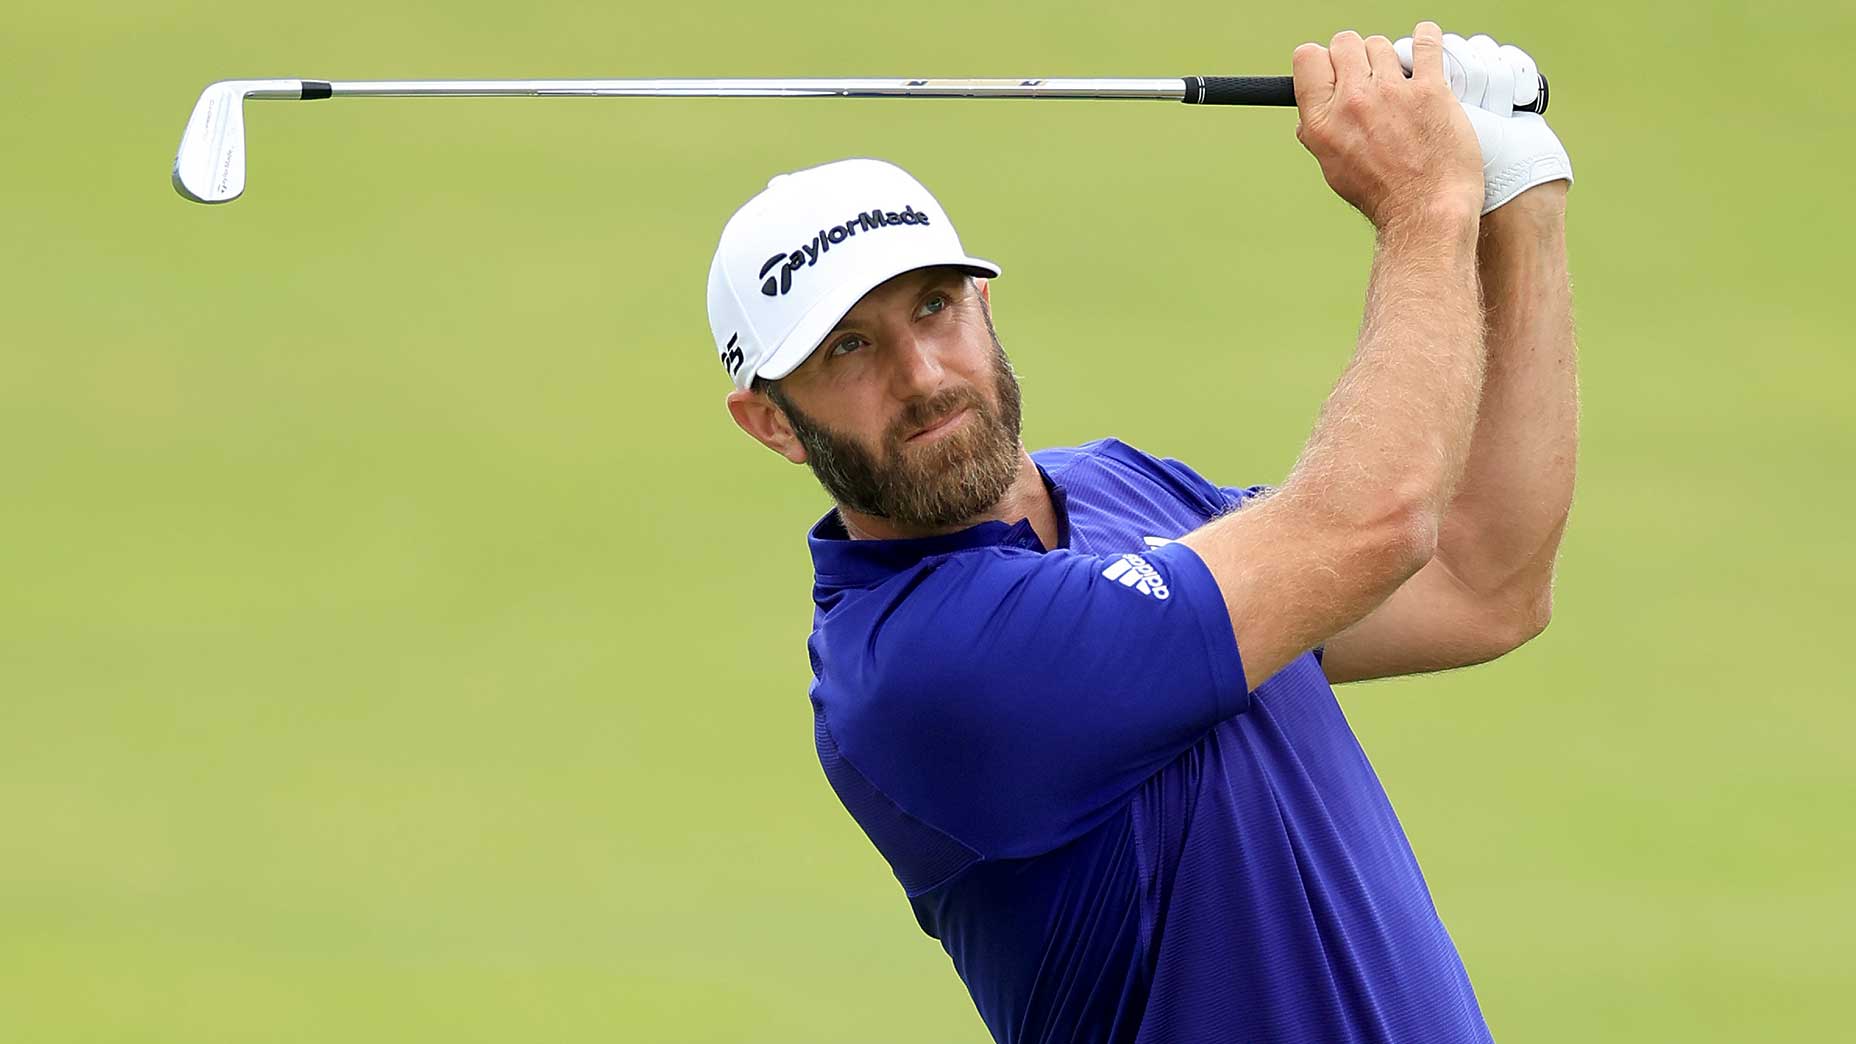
[1396,31,1573,214]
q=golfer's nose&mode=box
[886,330,945,401]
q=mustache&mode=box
[888,386,984,445]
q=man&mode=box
[707,22,1574,1043]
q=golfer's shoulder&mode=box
[1034,437,1231,516]
[809,535,1036,640]
[1033,435,1153,476]
[832,541,1049,626]
[813,545,1096,700]
[811,554,1044,734]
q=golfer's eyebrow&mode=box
[825,273,965,339]
[826,314,865,337]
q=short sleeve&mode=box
[1219,483,1274,514]
[823,541,1248,859]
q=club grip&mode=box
[1181,76,1295,107]
[1182,74,1549,114]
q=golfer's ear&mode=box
[975,276,990,303]
[727,388,807,464]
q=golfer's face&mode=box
[778,267,997,459]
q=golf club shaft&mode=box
[266,78,1289,104]
[266,75,1548,111]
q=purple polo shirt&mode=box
[805,438,1492,1043]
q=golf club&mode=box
[171,74,1549,204]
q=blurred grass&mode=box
[3,1,1853,1040]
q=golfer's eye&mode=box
[829,335,867,357]
[919,293,949,317]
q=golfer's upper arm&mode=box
[1179,487,1434,689]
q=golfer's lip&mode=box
[908,406,970,442]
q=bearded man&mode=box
[706,23,1575,1044]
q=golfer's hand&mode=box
[1393,31,1574,213]
[1293,22,1482,228]
[1393,31,1543,117]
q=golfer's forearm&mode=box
[1435,189,1577,599]
[1280,204,1486,556]
[1184,204,1487,684]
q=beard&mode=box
[771,330,1025,532]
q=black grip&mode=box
[1181,76,1296,107]
[301,80,333,100]
[1182,73,1549,114]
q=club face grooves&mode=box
[172,80,305,204]
[173,83,243,203]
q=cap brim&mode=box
[752,256,1001,384]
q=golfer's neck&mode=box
[838,452,1058,549]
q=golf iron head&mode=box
[172,80,315,204]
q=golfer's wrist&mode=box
[1378,193,1481,244]
[1484,180,1559,220]
[1481,183,1567,240]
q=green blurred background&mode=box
[5,0,1852,1040]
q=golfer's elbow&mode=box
[1488,578,1555,657]
[1481,523,1569,655]
[1281,449,1453,596]
[1346,493,1443,599]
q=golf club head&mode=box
[172,80,306,204]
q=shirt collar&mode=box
[808,463,1072,588]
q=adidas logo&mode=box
[1101,553,1170,600]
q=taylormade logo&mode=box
[759,204,932,297]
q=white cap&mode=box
[706,158,1001,390]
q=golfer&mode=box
[707,22,1574,1043]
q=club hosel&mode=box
[223,79,313,101]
